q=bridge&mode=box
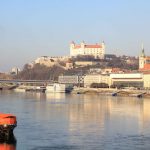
[0,79,54,90]
[0,79,53,84]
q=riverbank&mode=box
[71,87,150,98]
[1,85,150,98]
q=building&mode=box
[70,41,105,59]
[139,45,150,70]
[126,56,138,65]
[58,75,84,86]
[10,67,21,75]
[105,54,117,60]
[89,68,102,74]
[34,56,56,67]
[75,61,98,67]
[48,56,70,61]
[143,72,150,89]
[102,68,113,74]
[110,73,143,88]
[65,60,74,70]
[84,74,110,87]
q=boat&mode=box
[13,86,26,92]
[0,113,17,139]
[45,83,72,93]
[130,92,146,98]
[26,86,46,93]
[112,92,117,96]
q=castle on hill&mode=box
[70,41,105,59]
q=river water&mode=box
[0,91,150,150]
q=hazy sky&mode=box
[0,0,150,72]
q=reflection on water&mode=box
[0,143,16,150]
[0,136,16,150]
[0,91,150,149]
[46,93,66,99]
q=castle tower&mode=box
[102,41,105,48]
[139,44,146,69]
[101,41,105,59]
[81,41,85,49]
[70,41,75,56]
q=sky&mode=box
[0,0,150,72]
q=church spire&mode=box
[141,43,145,57]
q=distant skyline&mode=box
[0,0,150,72]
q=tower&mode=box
[70,41,75,56]
[81,41,85,49]
[101,41,105,59]
[101,41,105,48]
[139,43,146,69]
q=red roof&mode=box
[112,68,121,72]
[85,45,102,48]
[144,64,150,68]
[145,56,150,60]
[74,45,81,49]
[74,44,102,49]
[140,64,150,71]
[143,72,150,74]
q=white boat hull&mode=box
[46,83,70,93]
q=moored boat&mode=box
[45,83,72,93]
[13,86,26,92]
[0,113,17,139]
[26,86,46,93]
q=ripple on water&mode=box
[107,134,150,150]
[31,145,79,150]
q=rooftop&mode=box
[74,44,102,49]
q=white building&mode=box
[70,41,105,59]
[58,75,84,86]
[34,56,55,67]
[143,73,150,89]
[65,61,74,70]
[84,74,110,87]
[110,73,143,88]
[10,67,21,75]
[75,61,98,67]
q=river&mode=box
[0,91,150,150]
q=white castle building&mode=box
[70,41,105,59]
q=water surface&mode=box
[0,91,150,150]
